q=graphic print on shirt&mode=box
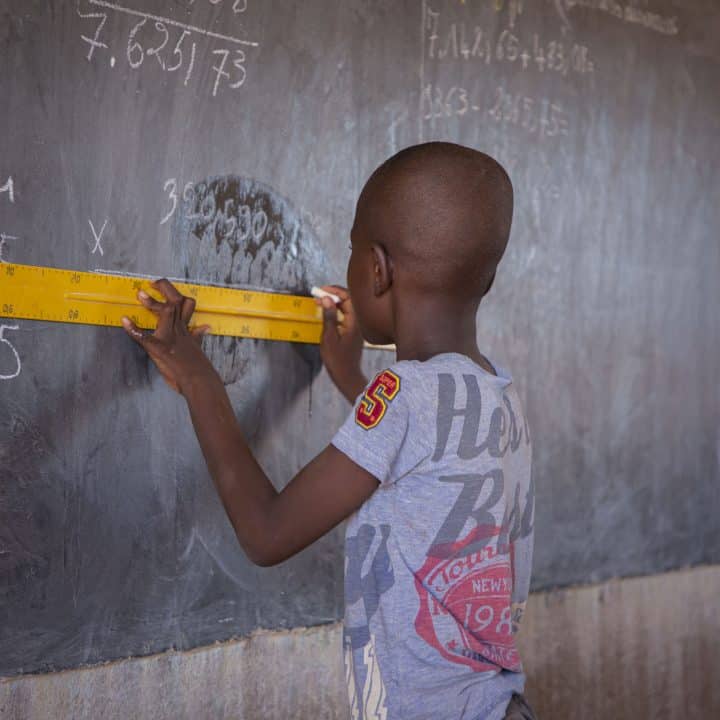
[356,370,401,430]
[344,523,394,719]
[346,633,388,720]
[414,373,533,673]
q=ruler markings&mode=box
[1,263,322,345]
[1,263,394,351]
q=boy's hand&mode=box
[315,285,367,403]
[121,279,214,394]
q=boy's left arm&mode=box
[122,280,378,567]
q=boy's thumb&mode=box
[320,299,339,343]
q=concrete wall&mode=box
[519,565,720,719]
[2,565,718,719]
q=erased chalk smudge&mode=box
[173,176,328,385]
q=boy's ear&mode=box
[371,244,393,296]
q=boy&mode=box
[122,142,536,720]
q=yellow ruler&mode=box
[1,262,328,345]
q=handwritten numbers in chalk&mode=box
[422,82,569,140]
[210,49,247,97]
[251,208,267,242]
[127,20,170,71]
[216,199,238,241]
[0,324,21,381]
[160,179,197,225]
[0,177,14,204]
[146,22,170,70]
[168,178,269,247]
[161,179,272,248]
[127,17,147,69]
[487,87,569,138]
[425,7,594,75]
[78,6,108,62]
[79,2,256,96]
[0,233,18,263]
[183,38,198,86]
[166,30,193,80]
[161,179,178,225]
[231,50,247,89]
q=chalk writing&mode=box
[210,48,247,96]
[0,233,18,263]
[0,324,21,381]
[387,106,409,155]
[189,0,248,11]
[88,218,108,256]
[0,177,14,203]
[421,84,569,139]
[169,180,256,241]
[78,4,108,60]
[161,177,271,245]
[161,178,196,225]
[77,0,258,96]
[172,176,328,385]
[553,0,678,36]
[488,86,569,136]
[425,6,595,74]
[160,178,201,225]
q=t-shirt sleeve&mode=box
[331,367,420,486]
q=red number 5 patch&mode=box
[355,370,401,430]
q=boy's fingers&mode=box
[121,316,159,349]
[320,285,354,317]
[320,285,349,302]
[180,296,196,326]
[191,324,211,345]
[151,278,184,304]
[142,281,194,332]
[137,290,163,315]
[316,295,350,337]
[320,297,339,344]
[321,297,338,322]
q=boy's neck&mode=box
[392,295,486,366]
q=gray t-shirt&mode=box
[331,353,534,720]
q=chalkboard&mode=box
[1,0,718,677]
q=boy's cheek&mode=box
[351,305,372,341]
[358,308,393,346]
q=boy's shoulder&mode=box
[335,354,523,487]
[353,353,516,443]
[361,354,513,405]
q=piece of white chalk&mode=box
[311,286,342,305]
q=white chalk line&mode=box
[88,0,260,47]
[92,267,300,296]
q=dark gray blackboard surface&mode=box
[1,0,718,676]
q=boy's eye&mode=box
[348,244,353,251]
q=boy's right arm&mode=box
[123,280,376,567]
[315,285,368,403]
[183,285,378,565]
[182,368,379,565]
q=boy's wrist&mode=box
[180,365,224,399]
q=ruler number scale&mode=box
[1,263,324,345]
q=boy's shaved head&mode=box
[355,142,513,301]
